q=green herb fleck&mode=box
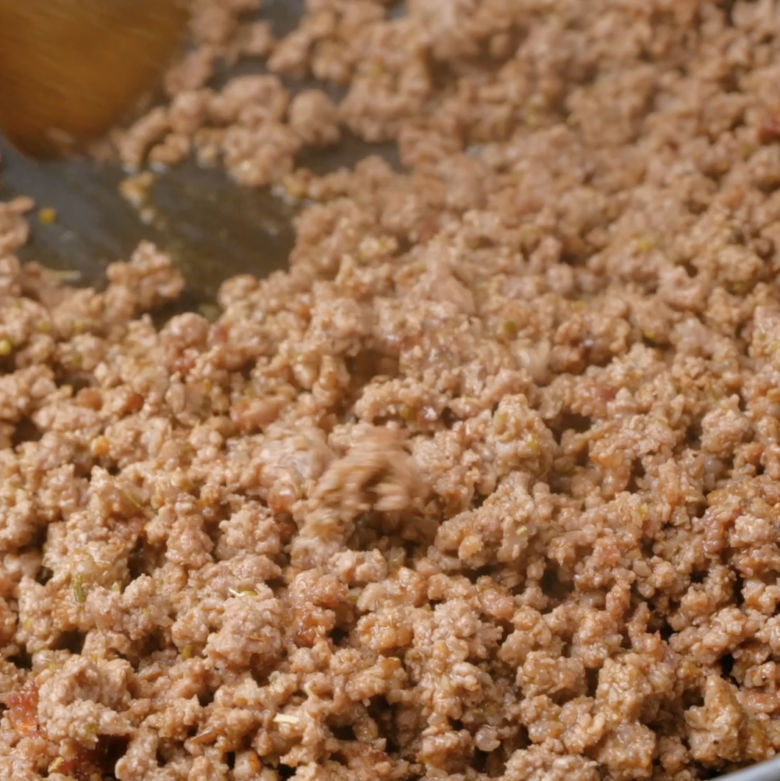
[73,574,87,604]
[636,236,655,253]
[199,303,221,323]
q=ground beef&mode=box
[3,0,780,780]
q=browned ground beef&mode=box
[2,0,780,779]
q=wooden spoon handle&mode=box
[0,0,190,157]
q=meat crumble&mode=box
[2,0,780,780]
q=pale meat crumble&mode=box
[2,0,780,780]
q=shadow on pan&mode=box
[0,0,397,311]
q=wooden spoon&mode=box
[0,0,386,312]
[0,0,190,157]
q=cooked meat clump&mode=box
[3,1,780,780]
